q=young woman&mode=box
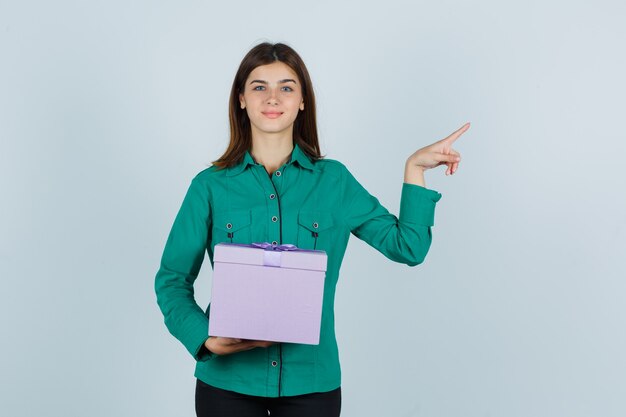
[155,42,468,417]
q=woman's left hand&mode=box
[406,122,470,176]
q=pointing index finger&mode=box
[442,122,471,145]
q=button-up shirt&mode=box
[154,142,442,397]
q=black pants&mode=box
[195,378,341,417]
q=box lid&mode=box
[214,242,327,272]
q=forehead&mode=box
[246,61,299,82]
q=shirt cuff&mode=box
[194,340,214,362]
[182,313,213,362]
[399,183,442,226]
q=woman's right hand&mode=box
[204,336,275,356]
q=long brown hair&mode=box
[211,42,323,169]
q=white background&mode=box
[1,1,625,416]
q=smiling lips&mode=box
[262,111,283,119]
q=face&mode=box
[239,61,305,139]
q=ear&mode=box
[300,101,304,111]
[239,93,246,109]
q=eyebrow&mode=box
[249,79,298,85]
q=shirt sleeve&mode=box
[154,175,214,362]
[342,166,442,267]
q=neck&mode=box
[250,133,294,175]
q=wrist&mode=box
[405,159,426,171]
[204,337,215,353]
[404,163,426,187]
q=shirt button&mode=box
[269,193,276,199]
[313,222,319,229]
[272,240,278,245]
[271,361,278,367]
[275,170,281,177]
[272,216,278,222]
[226,223,233,229]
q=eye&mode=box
[253,85,265,91]
[281,86,293,92]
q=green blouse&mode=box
[154,142,442,397]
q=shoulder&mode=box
[312,157,351,180]
[191,164,225,183]
[182,165,224,199]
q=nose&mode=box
[266,87,279,105]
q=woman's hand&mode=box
[406,122,470,176]
[204,336,275,356]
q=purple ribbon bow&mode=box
[251,242,299,267]
[251,242,298,251]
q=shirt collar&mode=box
[226,142,315,177]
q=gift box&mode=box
[208,242,328,345]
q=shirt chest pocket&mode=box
[212,209,252,244]
[296,210,335,251]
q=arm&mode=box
[342,122,470,265]
[154,176,214,361]
[343,165,442,267]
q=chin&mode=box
[252,121,296,135]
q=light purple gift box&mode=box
[209,242,328,345]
